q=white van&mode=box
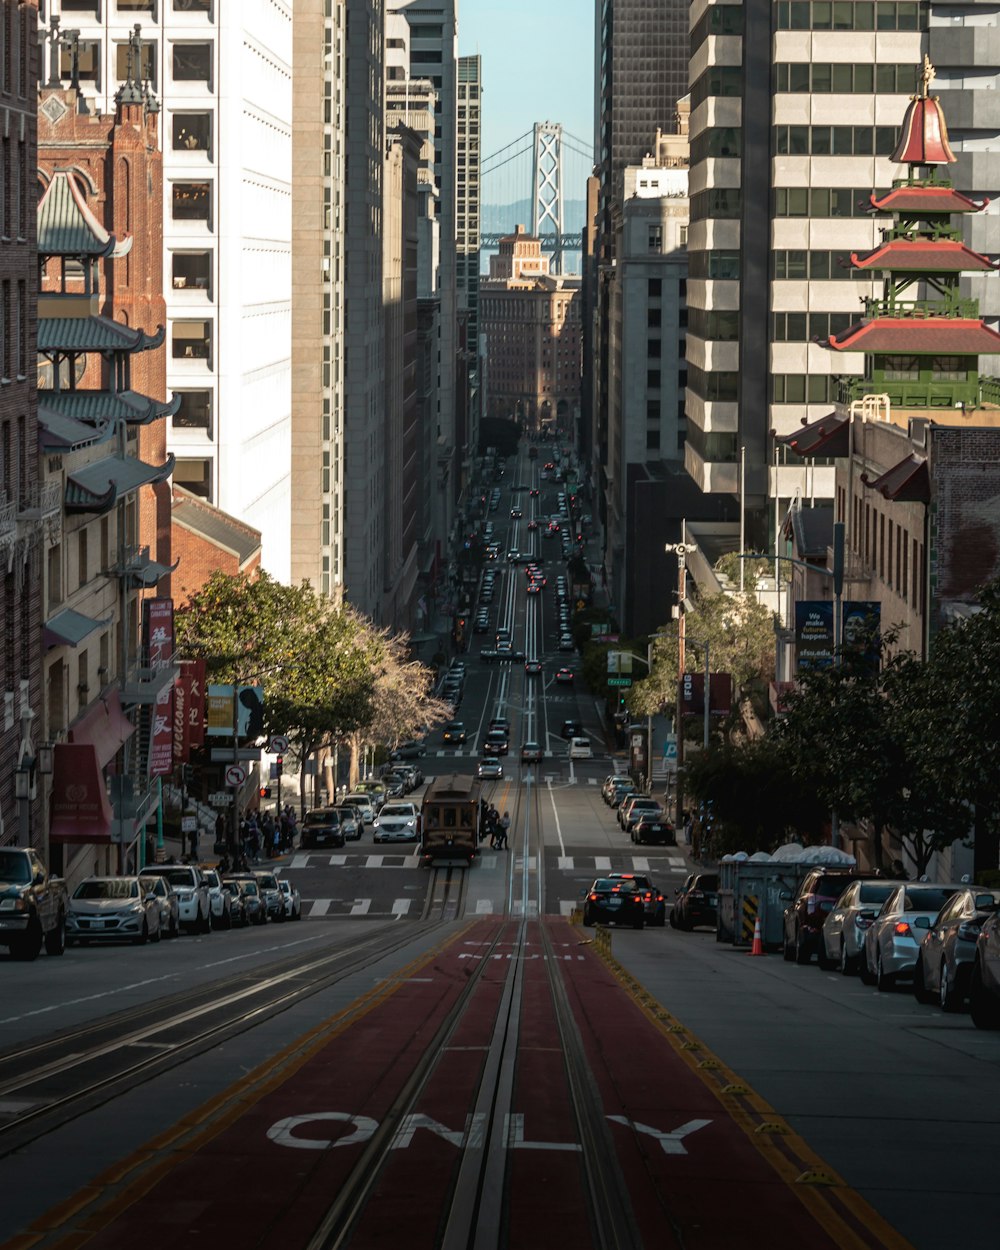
[568,737,592,760]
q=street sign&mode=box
[181,815,197,834]
[209,748,263,762]
[269,734,290,754]
[225,764,248,787]
[607,676,633,688]
[663,734,677,762]
[209,791,232,807]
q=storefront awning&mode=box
[44,608,111,650]
[68,690,135,769]
[49,743,113,845]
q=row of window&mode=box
[775,124,901,156]
[848,490,922,610]
[689,250,740,281]
[690,130,741,164]
[772,311,856,340]
[775,186,883,217]
[54,38,214,92]
[771,374,839,402]
[774,250,866,280]
[775,61,920,94]
[774,1,925,31]
[691,66,742,109]
[691,4,743,49]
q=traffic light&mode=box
[181,764,195,785]
[259,786,272,799]
[275,756,283,777]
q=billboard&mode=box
[679,672,733,716]
[206,684,265,738]
[795,601,834,670]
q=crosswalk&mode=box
[288,852,686,873]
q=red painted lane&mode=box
[505,925,594,1249]
[70,921,504,1250]
[556,920,845,1250]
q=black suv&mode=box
[582,878,645,929]
[561,718,582,739]
[299,808,345,850]
[484,729,509,756]
[783,868,874,965]
[670,873,719,931]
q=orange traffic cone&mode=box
[748,916,765,956]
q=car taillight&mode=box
[894,922,911,936]
[643,892,651,900]
[656,894,664,902]
[589,893,598,901]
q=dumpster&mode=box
[718,845,857,949]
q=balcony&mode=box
[837,376,980,409]
[862,296,980,321]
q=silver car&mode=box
[373,802,421,844]
[278,878,302,921]
[67,877,161,946]
[863,883,965,991]
[342,794,376,827]
[201,869,233,930]
[139,874,180,940]
[822,879,897,974]
[914,887,1000,1011]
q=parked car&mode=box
[631,819,675,847]
[862,883,965,990]
[66,877,161,946]
[602,774,633,804]
[670,873,719,931]
[821,879,897,974]
[201,868,233,930]
[146,864,211,934]
[568,737,592,760]
[139,873,180,939]
[581,878,645,929]
[341,794,377,827]
[619,796,662,832]
[913,887,1000,1010]
[970,912,1000,1029]
[220,879,249,927]
[783,868,871,965]
[335,805,362,841]
[373,802,421,844]
[227,877,265,925]
[391,739,426,760]
[278,878,302,921]
[443,721,467,746]
[608,872,666,926]
[354,781,387,811]
[301,808,347,850]
[521,741,543,765]
[253,870,286,922]
[0,846,68,960]
[391,762,423,790]
[477,759,504,780]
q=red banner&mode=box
[145,599,175,778]
[173,658,206,761]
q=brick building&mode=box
[171,484,261,609]
[0,0,41,849]
[481,225,582,435]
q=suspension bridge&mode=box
[480,122,593,275]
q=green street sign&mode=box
[607,676,633,688]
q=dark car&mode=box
[670,873,719,931]
[914,887,1000,1011]
[520,741,543,764]
[391,739,426,760]
[582,878,645,929]
[970,912,1000,1029]
[561,718,582,739]
[783,868,875,964]
[489,716,511,735]
[608,872,666,926]
[484,729,509,756]
[299,808,346,850]
[443,721,466,745]
[632,819,675,847]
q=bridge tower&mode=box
[531,121,565,275]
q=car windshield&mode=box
[592,879,637,893]
[257,875,278,890]
[336,808,356,821]
[0,850,31,884]
[306,811,339,825]
[242,882,259,896]
[904,887,959,911]
[139,877,165,895]
[381,805,415,818]
[523,742,539,750]
[279,882,291,894]
[74,879,138,900]
[858,882,896,905]
[202,872,221,888]
[154,869,197,888]
[814,874,854,896]
[222,883,240,895]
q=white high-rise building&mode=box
[43,0,293,578]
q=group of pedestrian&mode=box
[228,804,298,865]
[479,800,511,850]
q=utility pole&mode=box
[665,526,695,824]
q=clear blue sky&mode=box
[459,0,594,162]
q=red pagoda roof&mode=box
[826,318,1000,355]
[850,238,998,273]
[861,454,930,504]
[869,186,989,215]
[891,94,955,166]
[774,412,849,458]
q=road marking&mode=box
[587,777,598,785]
[607,1115,711,1156]
[595,856,611,871]
[309,899,332,917]
[365,855,385,869]
[350,899,371,916]
[546,778,566,856]
[668,856,684,867]
[632,857,650,871]
[290,854,311,869]
[475,899,494,914]
[391,899,411,916]
[558,856,574,870]
[560,900,576,917]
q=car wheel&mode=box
[654,912,666,928]
[133,920,149,946]
[582,907,592,928]
[940,961,963,1013]
[633,912,644,930]
[668,909,677,930]
[11,918,43,961]
[169,915,179,939]
[913,955,934,1004]
[817,938,835,971]
[876,950,895,992]
[794,928,811,965]
[151,920,162,944]
[202,908,212,935]
[969,960,1000,1029]
[839,941,855,977]
[223,907,233,930]
[782,928,794,962]
[44,917,66,957]
[859,951,876,986]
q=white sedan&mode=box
[568,737,593,760]
[67,877,161,946]
[373,802,421,844]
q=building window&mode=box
[647,224,663,252]
[47,543,62,608]
[172,42,213,83]
[647,308,661,328]
[172,250,212,293]
[172,112,212,155]
[1,280,9,379]
[174,457,213,501]
[115,39,157,85]
[78,527,88,589]
[16,280,25,376]
[174,0,212,10]
[646,400,660,422]
[172,181,211,223]
[647,278,661,299]
[77,649,89,711]
[774,1,925,30]
[647,369,661,390]
[172,389,212,432]
[172,320,212,363]
[646,429,661,450]
[647,338,662,359]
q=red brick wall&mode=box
[170,487,262,609]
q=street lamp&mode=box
[664,533,696,814]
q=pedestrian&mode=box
[683,810,693,845]
[498,810,511,850]
[188,824,199,861]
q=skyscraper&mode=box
[457,54,482,452]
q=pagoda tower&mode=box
[824,56,1000,411]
